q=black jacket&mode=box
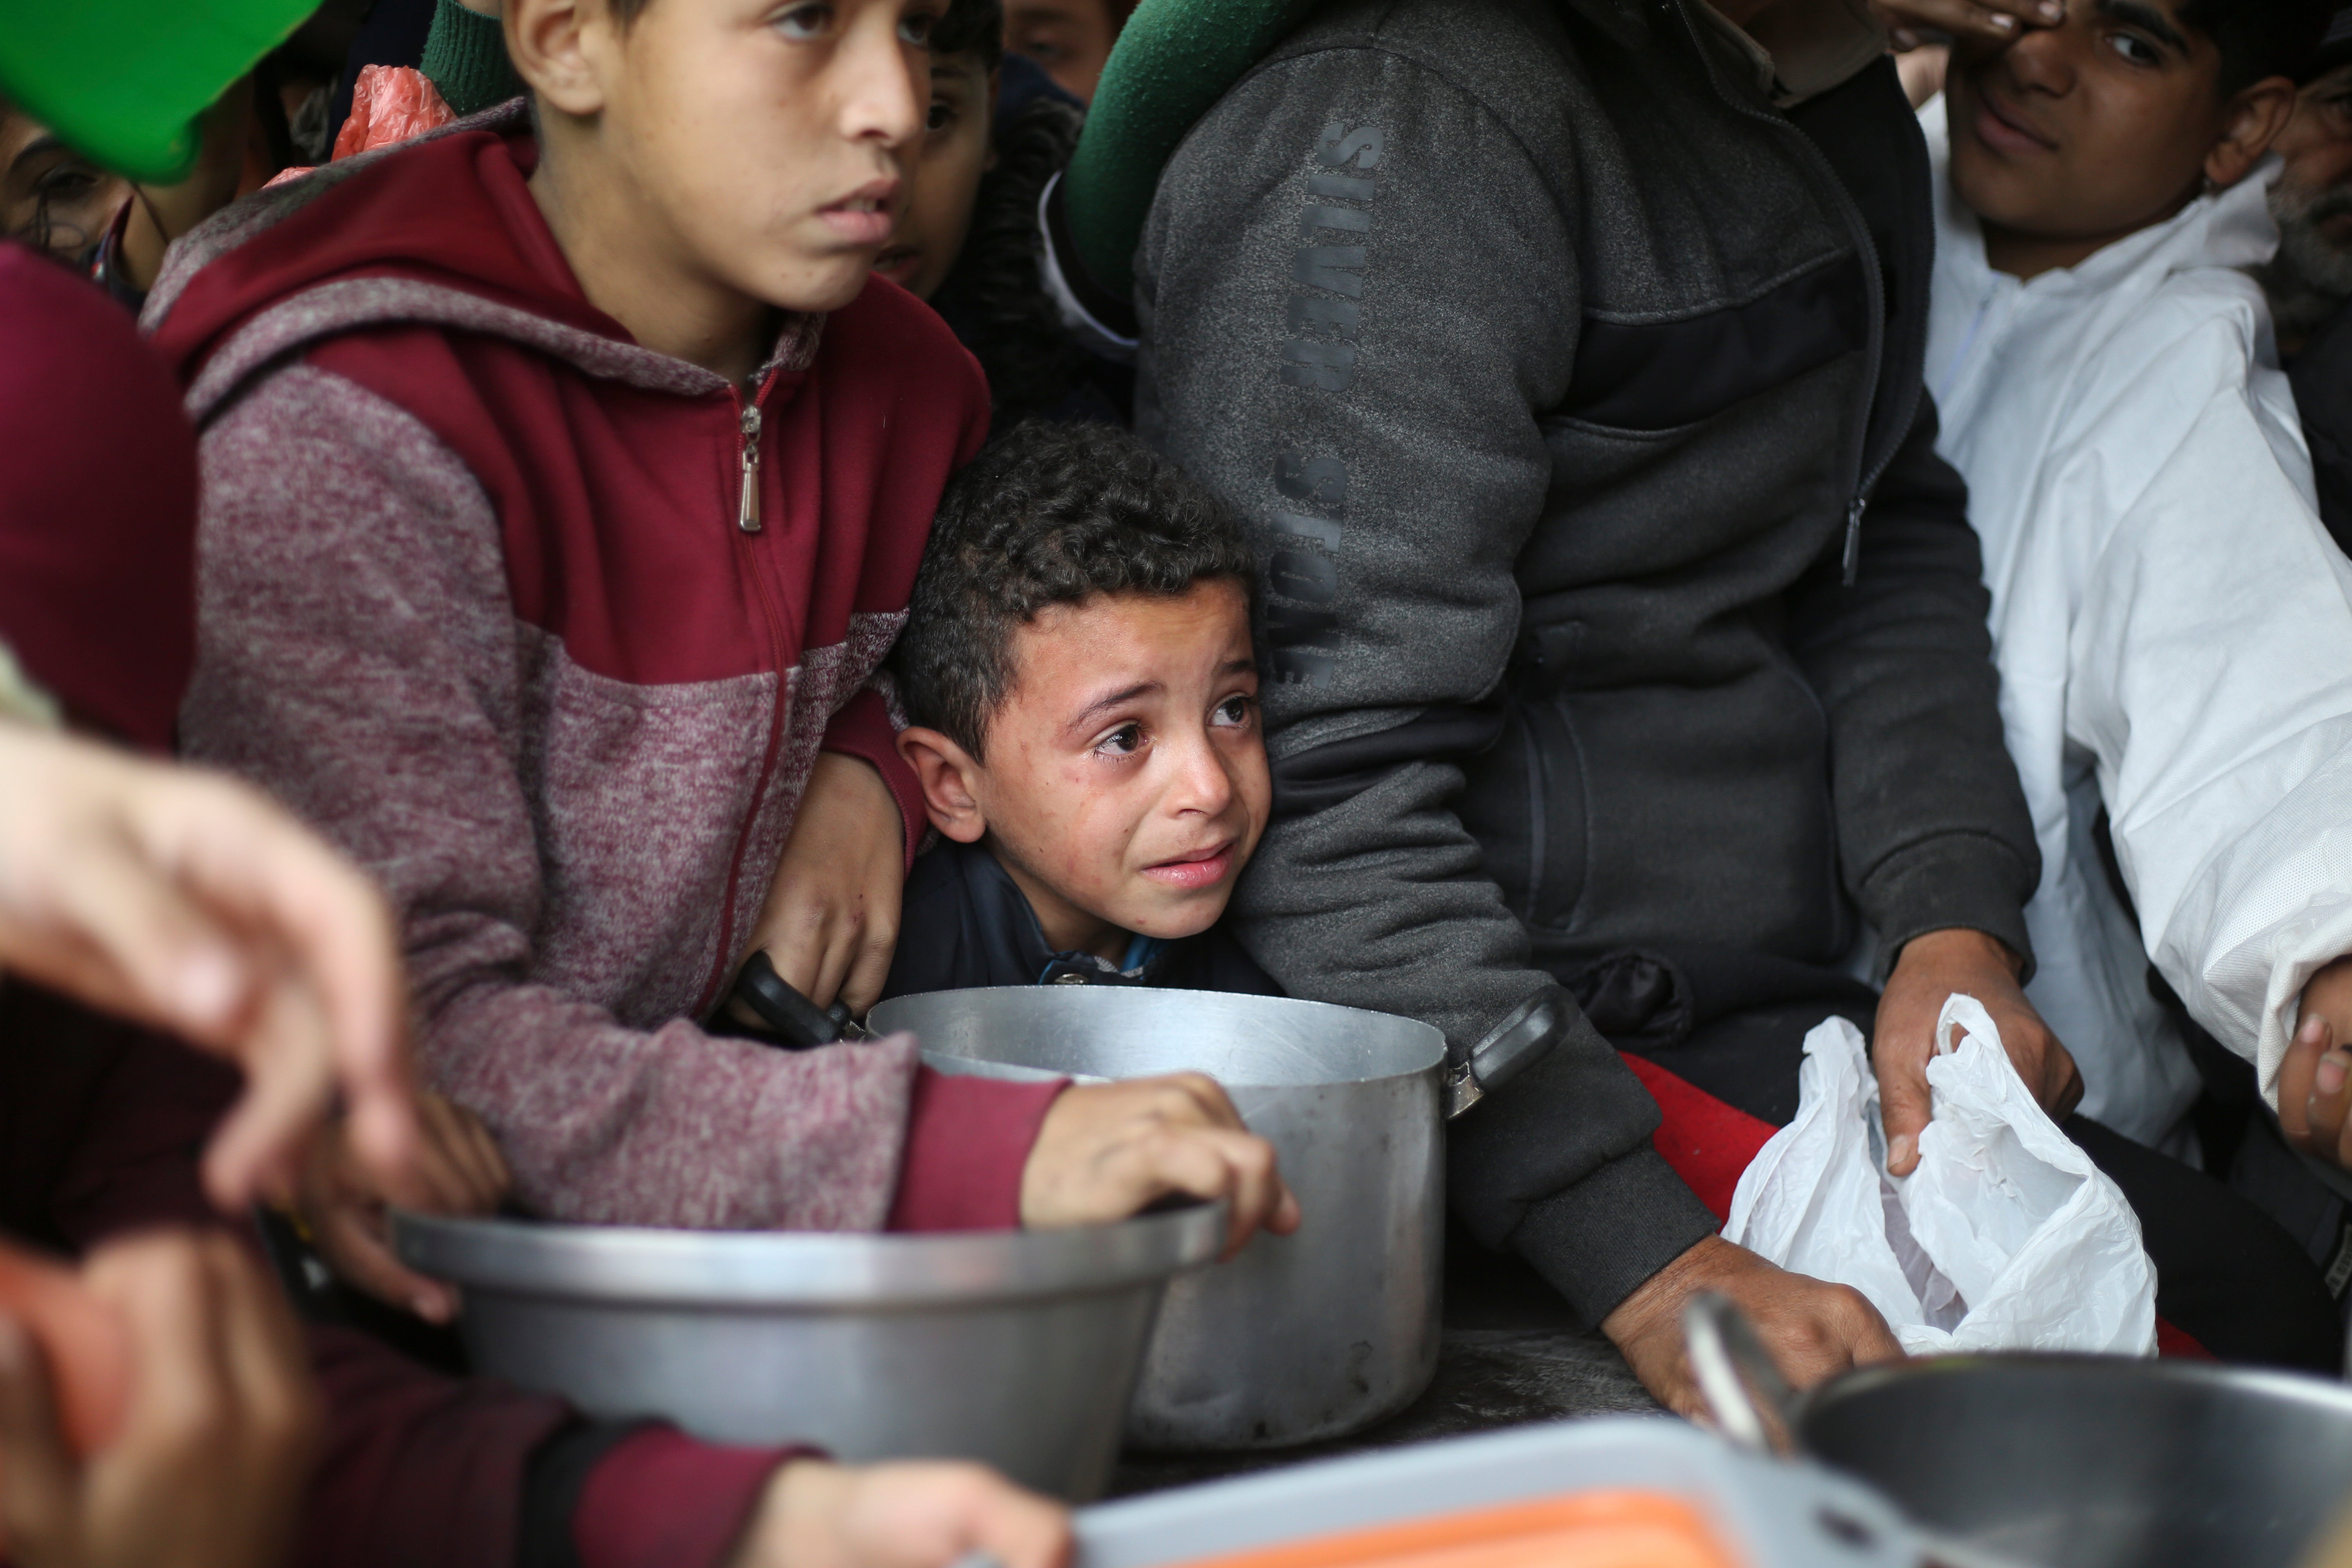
[1134,0,2039,1322]
[881,839,1284,1000]
[2293,298,2352,559]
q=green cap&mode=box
[0,0,318,183]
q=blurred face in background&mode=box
[1004,0,1124,101]
[2267,62,2352,332]
[873,50,995,298]
[0,107,128,260]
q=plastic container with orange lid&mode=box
[1075,1418,1921,1568]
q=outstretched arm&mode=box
[1783,399,2056,1172]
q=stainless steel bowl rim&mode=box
[391,1200,1226,1308]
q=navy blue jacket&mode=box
[881,839,1282,999]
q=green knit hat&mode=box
[1061,0,1318,301]
[0,0,317,183]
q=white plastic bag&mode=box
[1722,994,2156,1356]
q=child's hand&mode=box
[1871,0,2062,51]
[724,1459,1069,1568]
[746,755,904,1017]
[292,1091,510,1324]
[1020,1076,1302,1259]
[2279,955,2352,1168]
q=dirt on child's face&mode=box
[873,55,994,299]
[592,0,945,315]
[1945,0,2230,261]
[975,582,1271,959]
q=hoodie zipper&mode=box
[697,376,797,1013]
[1663,0,1903,585]
[738,403,764,533]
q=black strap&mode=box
[713,951,844,1050]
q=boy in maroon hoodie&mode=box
[145,0,1295,1248]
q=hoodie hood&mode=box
[144,101,818,423]
[0,242,195,751]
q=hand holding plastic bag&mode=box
[1724,995,2155,1356]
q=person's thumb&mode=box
[0,1312,76,1559]
[967,1474,1073,1568]
[1877,1062,1933,1178]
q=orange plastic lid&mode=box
[1168,1491,1743,1568]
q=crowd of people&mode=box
[12,0,2352,1559]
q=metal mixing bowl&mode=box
[1689,1290,2352,1568]
[392,1202,1224,1499]
[871,985,1448,1452]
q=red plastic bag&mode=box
[266,64,458,187]
[332,64,458,160]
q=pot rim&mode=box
[871,986,1447,1088]
[390,1200,1226,1309]
[1806,1352,2352,1423]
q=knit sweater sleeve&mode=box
[180,364,946,1230]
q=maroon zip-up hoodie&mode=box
[146,105,1060,1233]
[0,236,978,1568]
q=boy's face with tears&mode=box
[897,580,1271,964]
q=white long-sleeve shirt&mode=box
[1923,104,2352,1145]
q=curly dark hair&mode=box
[894,421,1257,759]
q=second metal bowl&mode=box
[393,1201,1224,1499]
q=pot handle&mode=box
[1444,984,1574,1119]
[1682,1290,1803,1459]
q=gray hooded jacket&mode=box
[1135,0,2039,1322]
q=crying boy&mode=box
[881,420,1281,998]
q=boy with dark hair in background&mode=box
[884,419,1278,996]
[1921,0,2352,1348]
[876,0,1123,429]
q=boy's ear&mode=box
[2208,75,2299,191]
[896,726,990,843]
[507,0,609,118]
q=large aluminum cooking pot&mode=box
[391,1202,1222,1500]
[1686,1292,2352,1568]
[871,986,1447,1451]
